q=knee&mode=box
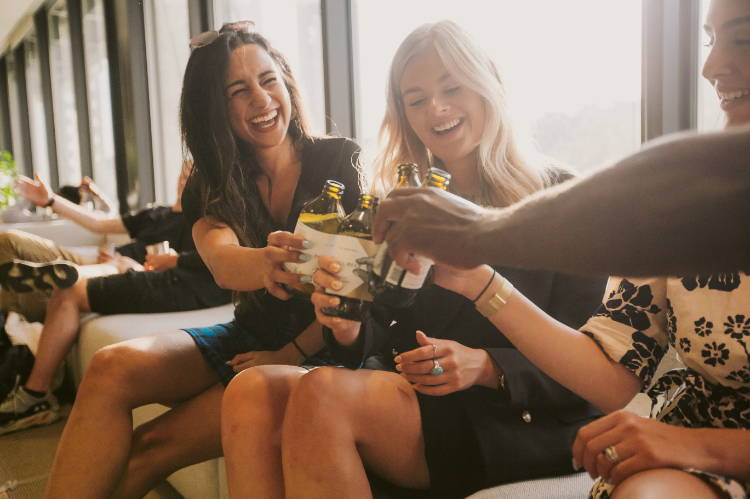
[130,418,173,463]
[0,231,22,259]
[79,344,142,402]
[223,367,290,435]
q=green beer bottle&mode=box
[322,194,379,321]
[371,167,451,307]
[285,180,346,294]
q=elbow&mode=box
[206,263,236,290]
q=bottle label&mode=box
[324,235,379,301]
[283,220,380,301]
[373,243,431,290]
[283,220,337,276]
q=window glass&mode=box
[82,0,117,206]
[24,34,52,184]
[48,1,83,186]
[6,53,27,173]
[697,0,724,131]
[353,0,642,173]
[213,0,326,135]
[143,0,190,205]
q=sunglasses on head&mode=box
[189,20,256,50]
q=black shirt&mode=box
[181,136,362,347]
[117,206,221,299]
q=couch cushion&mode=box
[468,472,594,498]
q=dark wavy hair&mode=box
[180,29,312,248]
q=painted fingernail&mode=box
[302,240,313,249]
[298,253,311,262]
[329,297,340,306]
[395,363,402,371]
[394,355,402,363]
[331,280,343,290]
[330,262,341,272]
[300,275,312,283]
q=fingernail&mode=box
[331,280,343,290]
[300,275,312,283]
[571,458,579,470]
[225,361,233,366]
[298,253,311,262]
[330,262,341,272]
[394,355,402,363]
[332,317,341,323]
[329,297,340,306]
[395,363,402,371]
[302,240,313,249]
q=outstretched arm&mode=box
[15,174,126,234]
[375,126,750,276]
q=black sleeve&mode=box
[486,271,606,409]
[120,208,154,239]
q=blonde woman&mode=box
[220,21,605,498]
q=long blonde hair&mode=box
[370,21,547,207]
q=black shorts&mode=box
[87,269,202,314]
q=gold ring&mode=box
[603,445,619,464]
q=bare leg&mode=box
[222,365,308,499]
[113,383,225,499]
[24,279,91,393]
[612,469,721,499]
[282,367,430,499]
[45,330,218,499]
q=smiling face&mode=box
[702,0,750,127]
[224,43,293,150]
[399,45,486,168]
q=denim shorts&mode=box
[183,320,335,386]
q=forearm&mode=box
[201,244,269,291]
[476,127,750,276]
[50,194,126,233]
[690,428,750,482]
[290,322,325,362]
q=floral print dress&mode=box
[580,272,750,499]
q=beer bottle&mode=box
[322,194,379,321]
[285,180,346,294]
[371,167,451,307]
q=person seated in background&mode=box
[219,21,605,499]
[0,175,114,223]
[0,162,230,435]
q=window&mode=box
[143,0,190,205]
[48,1,83,186]
[353,0,642,173]
[697,0,724,131]
[82,0,117,205]
[24,33,53,183]
[5,53,27,173]
[213,0,327,135]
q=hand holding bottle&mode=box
[263,231,313,300]
[311,255,362,346]
[373,187,491,272]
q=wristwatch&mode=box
[44,196,56,208]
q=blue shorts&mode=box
[183,320,335,386]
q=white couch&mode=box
[9,219,672,498]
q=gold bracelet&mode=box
[475,273,514,318]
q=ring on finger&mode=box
[430,358,444,376]
[603,445,619,464]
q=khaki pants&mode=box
[0,230,87,322]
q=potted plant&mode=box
[0,151,17,210]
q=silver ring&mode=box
[603,445,619,464]
[430,359,444,376]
